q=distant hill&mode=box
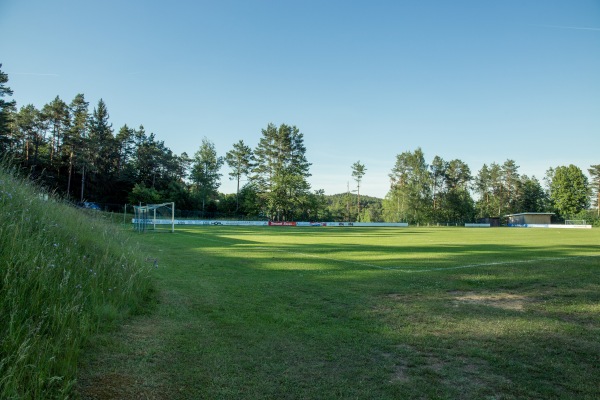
[323,193,384,222]
[326,193,383,202]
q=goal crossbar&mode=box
[133,202,175,233]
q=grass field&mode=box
[78,226,600,399]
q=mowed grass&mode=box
[79,226,600,399]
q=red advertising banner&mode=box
[268,221,297,226]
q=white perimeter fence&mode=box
[131,219,409,227]
[131,219,593,229]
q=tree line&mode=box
[382,148,596,225]
[1,64,598,224]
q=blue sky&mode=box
[1,0,599,198]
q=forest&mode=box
[1,64,599,225]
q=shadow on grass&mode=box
[81,227,600,399]
[179,226,600,272]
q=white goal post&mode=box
[133,202,175,233]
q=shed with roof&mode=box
[505,212,554,226]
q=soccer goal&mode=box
[133,202,175,233]
[565,219,586,226]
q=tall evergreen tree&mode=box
[225,140,253,212]
[475,161,518,218]
[88,99,114,173]
[115,124,135,174]
[191,137,223,212]
[0,64,16,152]
[133,127,158,187]
[87,99,115,200]
[488,162,504,216]
[41,96,69,165]
[474,163,492,218]
[177,152,192,182]
[251,123,311,221]
[501,159,520,213]
[351,161,366,221]
[430,156,446,213]
[66,94,89,200]
[437,158,474,223]
[516,175,548,213]
[16,104,45,173]
[445,159,471,190]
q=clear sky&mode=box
[1,0,599,198]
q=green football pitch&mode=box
[80,226,600,399]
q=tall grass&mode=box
[0,166,153,399]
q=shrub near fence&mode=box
[0,166,153,398]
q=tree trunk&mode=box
[357,183,361,222]
[80,165,85,202]
[236,174,240,212]
[66,151,73,198]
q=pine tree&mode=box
[351,161,366,221]
[501,159,520,213]
[66,94,89,200]
[0,64,16,152]
[41,96,69,165]
[430,156,446,214]
[251,123,311,221]
[87,99,115,200]
[435,158,473,224]
[225,140,253,212]
[191,137,223,213]
[16,104,45,173]
[115,124,135,174]
[516,175,547,213]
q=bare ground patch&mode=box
[77,316,171,400]
[450,291,530,311]
[77,372,167,400]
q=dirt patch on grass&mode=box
[390,365,410,383]
[386,293,419,301]
[451,291,529,311]
[77,316,171,400]
[78,372,167,400]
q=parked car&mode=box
[79,202,101,210]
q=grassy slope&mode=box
[0,167,153,399]
[79,226,600,399]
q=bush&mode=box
[0,166,154,398]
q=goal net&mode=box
[133,202,175,233]
[565,219,586,226]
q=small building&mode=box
[506,213,554,226]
